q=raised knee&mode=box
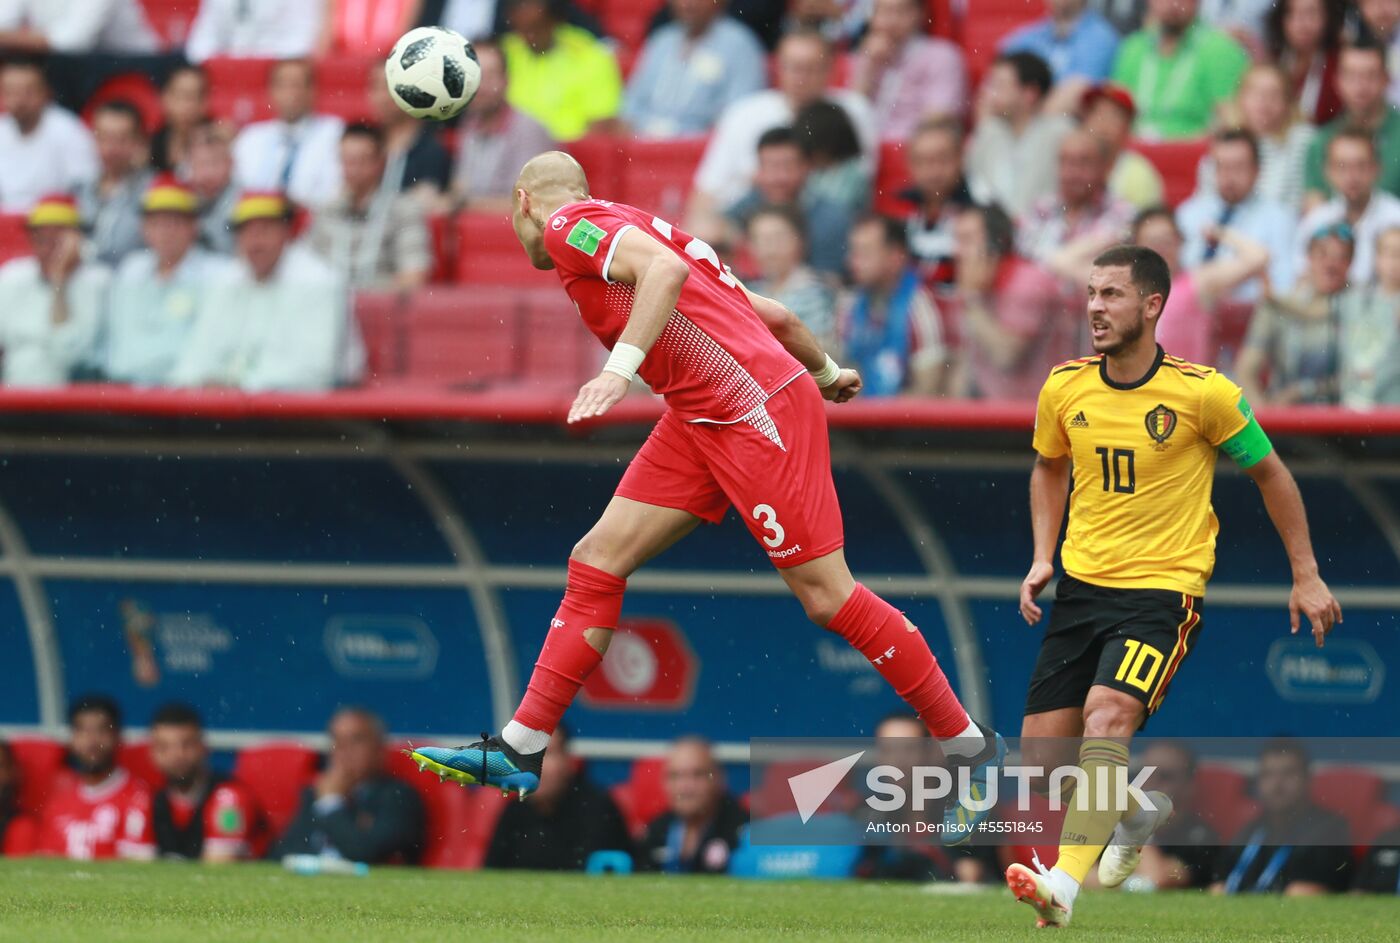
[569,533,609,570]
[799,585,850,627]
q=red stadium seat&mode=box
[233,742,319,838]
[611,757,668,837]
[1313,768,1389,843]
[567,134,625,198]
[1133,139,1209,208]
[384,744,476,868]
[0,215,31,265]
[354,291,405,383]
[600,0,665,54]
[204,58,277,125]
[426,211,457,283]
[1356,803,1400,846]
[618,137,708,222]
[517,288,599,389]
[119,741,164,789]
[313,55,378,123]
[873,140,915,216]
[138,0,200,47]
[454,211,555,285]
[960,0,1046,83]
[927,0,958,39]
[1,814,38,856]
[9,737,64,816]
[1193,764,1258,843]
[402,286,521,387]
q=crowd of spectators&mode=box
[3,698,1397,895]
[0,0,1397,405]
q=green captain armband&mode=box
[1219,396,1273,469]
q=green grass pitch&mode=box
[2,859,1397,942]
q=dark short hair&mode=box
[1131,205,1180,241]
[748,203,808,244]
[1342,34,1389,74]
[93,99,146,135]
[162,63,207,93]
[1328,126,1379,162]
[962,202,1014,257]
[1259,737,1310,770]
[0,57,47,79]
[994,51,1053,98]
[342,121,385,150]
[151,702,203,730]
[1092,243,1172,305]
[756,126,801,154]
[1213,127,1259,167]
[69,694,122,730]
[793,101,861,164]
[855,214,909,252]
[1147,739,1198,776]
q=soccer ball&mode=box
[384,26,481,121]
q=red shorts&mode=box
[615,374,844,569]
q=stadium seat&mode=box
[959,0,1046,83]
[454,211,556,286]
[599,0,666,54]
[1193,764,1258,843]
[517,288,599,389]
[204,58,277,125]
[426,211,457,283]
[9,737,64,816]
[119,741,164,789]
[618,137,708,223]
[458,788,511,869]
[567,133,625,199]
[384,744,475,868]
[233,742,319,838]
[354,291,405,383]
[873,141,914,216]
[1356,803,1400,846]
[1133,139,1210,208]
[1,814,37,856]
[402,286,522,387]
[750,760,859,820]
[312,55,378,123]
[1313,768,1389,843]
[610,757,668,837]
[138,0,199,48]
[0,215,31,265]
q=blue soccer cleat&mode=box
[406,734,542,800]
[941,723,1007,846]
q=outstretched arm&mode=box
[1243,451,1342,646]
[741,285,862,403]
[1021,452,1071,625]
[567,228,690,424]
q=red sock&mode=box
[512,559,627,733]
[826,583,969,738]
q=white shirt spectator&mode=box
[233,115,344,209]
[440,0,499,42]
[105,247,230,386]
[172,243,362,392]
[0,0,159,53]
[185,0,323,62]
[0,255,107,387]
[1294,191,1400,286]
[966,112,1075,219]
[0,104,99,212]
[693,90,877,212]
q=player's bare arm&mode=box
[1243,451,1343,647]
[1021,451,1071,625]
[567,228,690,424]
[741,285,862,403]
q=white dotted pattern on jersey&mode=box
[604,282,786,450]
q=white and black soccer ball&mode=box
[384,26,481,121]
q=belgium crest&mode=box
[1145,404,1177,450]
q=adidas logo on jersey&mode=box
[1070,411,1090,428]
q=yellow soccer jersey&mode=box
[1032,348,1254,597]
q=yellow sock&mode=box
[1055,738,1132,884]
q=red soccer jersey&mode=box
[162,779,259,859]
[37,767,155,861]
[543,200,805,425]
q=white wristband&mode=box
[810,355,841,388]
[602,342,646,382]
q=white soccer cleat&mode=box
[1006,861,1072,928]
[1098,790,1174,889]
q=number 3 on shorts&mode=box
[752,504,785,548]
